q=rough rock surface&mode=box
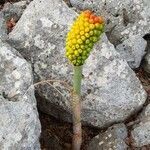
[8,0,147,128]
[143,35,150,73]
[70,0,150,68]
[0,39,41,149]
[116,35,147,68]
[143,53,150,74]
[88,124,128,150]
[131,104,150,147]
[0,1,27,40]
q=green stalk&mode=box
[72,65,83,150]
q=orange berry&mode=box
[94,17,101,23]
[98,16,104,24]
[84,10,92,18]
[89,19,94,24]
[90,14,95,20]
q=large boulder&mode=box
[0,39,41,149]
[8,0,147,128]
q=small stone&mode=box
[108,134,112,138]
[116,35,147,68]
[88,123,128,150]
[99,141,104,145]
[131,104,150,147]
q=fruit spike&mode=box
[65,10,105,66]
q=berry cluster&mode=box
[65,10,104,66]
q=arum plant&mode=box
[65,10,104,150]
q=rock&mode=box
[8,0,77,60]
[131,104,150,147]
[143,53,150,74]
[116,35,147,68]
[0,12,7,40]
[8,0,147,128]
[0,40,41,149]
[2,1,27,18]
[143,35,150,73]
[87,123,128,150]
[0,1,27,40]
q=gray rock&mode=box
[143,52,150,73]
[2,1,27,18]
[131,104,150,147]
[8,0,147,128]
[0,12,7,40]
[116,35,147,68]
[88,124,128,150]
[0,39,41,150]
[143,36,150,73]
[0,1,27,40]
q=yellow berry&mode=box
[85,27,90,33]
[81,36,86,41]
[74,50,79,56]
[76,44,80,49]
[85,33,90,38]
[68,55,73,60]
[85,39,90,44]
[77,39,83,44]
[80,45,85,49]
[72,39,77,44]
[89,24,95,29]
[72,45,76,50]
[80,30,85,35]
[78,49,82,53]
[89,31,94,36]
[84,22,89,27]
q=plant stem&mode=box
[72,65,82,150]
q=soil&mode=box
[39,111,100,150]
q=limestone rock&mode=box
[88,124,128,150]
[8,0,147,128]
[0,1,27,40]
[143,35,150,73]
[142,53,150,74]
[131,104,150,147]
[0,40,41,149]
[116,35,147,68]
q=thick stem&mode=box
[72,65,82,150]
